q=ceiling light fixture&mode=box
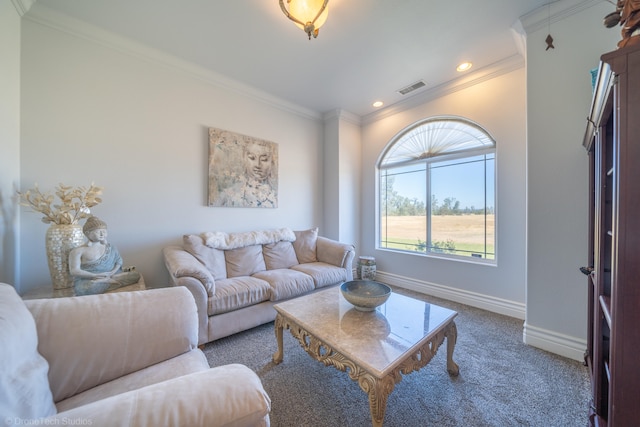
[372,101,384,108]
[279,0,329,40]
[456,62,473,72]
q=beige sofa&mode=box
[163,227,355,346]
[0,283,271,427]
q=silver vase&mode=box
[45,224,85,290]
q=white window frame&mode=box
[376,116,497,264]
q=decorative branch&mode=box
[18,183,103,225]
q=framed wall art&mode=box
[208,127,278,208]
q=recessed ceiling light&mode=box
[456,62,473,72]
[372,101,384,108]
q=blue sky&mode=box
[389,155,495,210]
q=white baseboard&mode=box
[375,271,526,319]
[372,270,587,362]
[523,323,587,362]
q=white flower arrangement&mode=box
[18,183,103,225]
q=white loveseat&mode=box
[0,283,271,427]
[163,227,355,346]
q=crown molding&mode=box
[510,19,527,58]
[362,54,525,125]
[361,0,603,125]
[519,0,603,34]
[11,0,35,16]
[23,3,322,122]
[323,109,361,126]
[21,1,600,127]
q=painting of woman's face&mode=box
[244,143,273,181]
[208,127,278,208]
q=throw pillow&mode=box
[183,234,227,280]
[263,241,299,270]
[225,245,267,278]
[0,283,57,419]
[293,227,318,264]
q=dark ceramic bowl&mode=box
[340,280,392,311]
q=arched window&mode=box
[378,116,496,262]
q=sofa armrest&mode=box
[50,364,271,427]
[316,236,355,271]
[25,287,198,403]
[163,245,215,295]
[174,276,211,347]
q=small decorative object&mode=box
[18,183,103,290]
[545,34,554,50]
[545,2,554,51]
[357,255,376,280]
[340,280,392,312]
[208,127,278,208]
[590,68,599,92]
[603,0,640,48]
[69,216,140,296]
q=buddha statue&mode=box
[69,216,140,296]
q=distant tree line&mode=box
[382,176,494,216]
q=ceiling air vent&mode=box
[397,80,426,96]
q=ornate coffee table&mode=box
[273,285,459,426]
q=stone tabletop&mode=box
[274,286,458,378]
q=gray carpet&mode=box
[203,287,590,427]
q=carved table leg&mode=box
[359,373,396,427]
[273,314,284,364]
[445,321,459,376]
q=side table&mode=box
[21,276,146,300]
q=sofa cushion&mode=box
[0,283,57,419]
[225,245,267,278]
[293,227,318,264]
[183,234,227,280]
[27,288,199,403]
[55,349,209,413]
[51,364,271,427]
[209,277,272,315]
[263,241,299,270]
[252,269,315,301]
[291,262,349,289]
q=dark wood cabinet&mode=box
[582,43,640,427]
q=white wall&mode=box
[523,1,618,358]
[323,110,361,248]
[19,19,324,293]
[337,113,362,249]
[322,112,340,239]
[0,0,23,289]
[360,67,527,316]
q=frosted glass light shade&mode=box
[288,0,329,30]
[280,0,329,39]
